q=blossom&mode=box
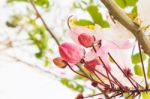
[78,33,95,48]
[59,42,85,64]
[53,57,66,68]
[95,21,134,41]
[84,59,101,72]
[96,40,133,79]
[69,26,96,44]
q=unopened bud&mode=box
[78,33,95,48]
[59,43,85,64]
[53,57,66,68]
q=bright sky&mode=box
[0,62,75,99]
[0,0,77,99]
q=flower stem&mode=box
[138,42,148,90]
[108,53,138,91]
[92,46,113,88]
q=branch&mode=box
[30,0,60,45]
[100,0,150,56]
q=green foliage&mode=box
[7,0,27,2]
[74,19,93,26]
[115,0,126,8]
[6,15,22,28]
[72,2,109,28]
[132,52,146,64]
[115,0,138,8]
[72,0,94,10]
[60,78,84,92]
[130,6,138,18]
[125,0,138,6]
[147,59,150,79]
[7,0,49,7]
[142,92,150,99]
[134,65,143,76]
[44,57,50,67]
[28,20,48,59]
[86,5,110,28]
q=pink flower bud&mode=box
[78,33,95,48]
[59,42,85,64]
[53,57,67,68]
[84,59,101,72]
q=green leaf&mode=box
[7,0,49,7]
[28,21,48,59]
[132,6,138,14]
[142,92,150,99]
[115,0,138,8]
[74,19,93,26]
[115,0,126,8]
[132,52,146,64]
[44,58,50,67]
[6,15,22,28]
[125,0,138,6]
[147,59,150,79]
[60,78,84,92]
[130,6,138,19]
[134,65,143,76]
[86,5,110,28]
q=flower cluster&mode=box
[53,26,149,99]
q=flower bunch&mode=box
[53,26,149,99]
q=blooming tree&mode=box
[1,0,150,99]
[53,0,150,99]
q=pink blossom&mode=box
[69,26,95,44]
[59,42,85,64]
[84,59,101,72]
[95,40,133,75]
[78,33,95,48]
[97,40,133,64]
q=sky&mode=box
[0,0,76,99]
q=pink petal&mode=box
[59,42,85,64]
[69,26,95,44]
[102,40,133,49]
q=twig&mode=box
[138,42,148,89]
[108,53,138,91]
[30,0,60,45]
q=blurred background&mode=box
[0,0,98,99]
[0,0,150,99]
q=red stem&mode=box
[138,42,148,89]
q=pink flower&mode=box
[95,40,133,75]
[59,42,85,64]
[69,26,95,44]
[84,59,101,72]
[97,40,133,63]
[78,33,95,48]
[53,57,66,68]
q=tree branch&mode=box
[30,0,60,45]
[100,0,150,56]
